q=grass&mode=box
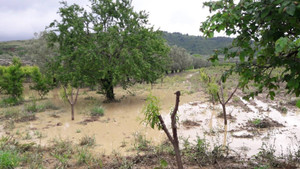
[0,97,23,107]
[0,150,20,169]
[79,135,96,147]
[90,106,104,117]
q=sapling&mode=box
[143,91,183,169]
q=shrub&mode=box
[90,106,104,117]
[0,97,22,107]
[0,57,24,100]
[0,150,20,169]
[29,66,53,99]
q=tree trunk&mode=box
[173,143,183,169]
[106,84,115,101]
[101,76,115,101]
[71,103,74,120]
[222,104,227,125]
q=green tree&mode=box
[0,57,24,102]
[169,45,192,73]
[200,0,300,99]
[47,2,90,120]
[88,0,169,101]
[47,0,169,102]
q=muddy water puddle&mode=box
[169,96,300,157]
[8,82,202,155]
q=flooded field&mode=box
[0,72,203,155]
[0,70,300,168]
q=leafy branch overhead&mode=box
[200,0,300,99]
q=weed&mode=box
[0,97,22,107]
[23,131,32,140]
[279,107,288,114]
[34,131,43,139]
[3,119,15,130]
[90,106,104,117]
[79,135,96,147]
[0,150,20,169]
[252,118,262,128]
[76,129,81,133]
[3,108,19,119]
[76,147,92,165]
[133,132,152,152]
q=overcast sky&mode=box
[0,0,211,42]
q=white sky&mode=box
[0,0,211,41]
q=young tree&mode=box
[47,2,90,120]
[200,0,300,99]
[29,67,53,99]
[143,91,183,169]
[0,57,25,104]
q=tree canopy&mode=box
[47,0,169,101]
[200,0,300,99]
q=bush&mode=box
[0,57,25,100]
[0,97,22,107]
[0,150,20,169]
[90,106,104,117]
[29,67,53,99]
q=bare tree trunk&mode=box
[158,91,183,169]
[71,103,75,120]
[64,86,80,121]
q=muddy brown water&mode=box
[4,81,202,155]
[1,73,300,158]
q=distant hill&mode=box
[163,32,233,55]
[0,31,234,63]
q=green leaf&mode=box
[160,159,168,167]
[286,4,296,16]
[296,100,300,108]
[275,37,289,53]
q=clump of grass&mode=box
[251,118,263,128]
[133,132,152,152]
[3,120,15,130]
[2,109,19,119]
[0,97,23,107]
[50,139,73,168]
[0,150,20,169]
[76,147,92,165]
[79,136,96,147]
[90,106,104,117]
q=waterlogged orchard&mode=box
[0,0,300,168]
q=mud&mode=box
[163,93,300,157]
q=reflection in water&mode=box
[223,125,228,146]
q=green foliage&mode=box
[0,97,21,107]
[142,94,162,130]
[201,0,300,99]
[29,66,52,99]
[47,0,169,101]
[163,32,233,55]
[296,100,300,108]
[168,45,193,72]
[0,57,24,100]
[0,150,20,169]
[90,106,104,117]
[252,119,262,127]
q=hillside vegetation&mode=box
[0,31,233,63]
[163,32,233,55]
